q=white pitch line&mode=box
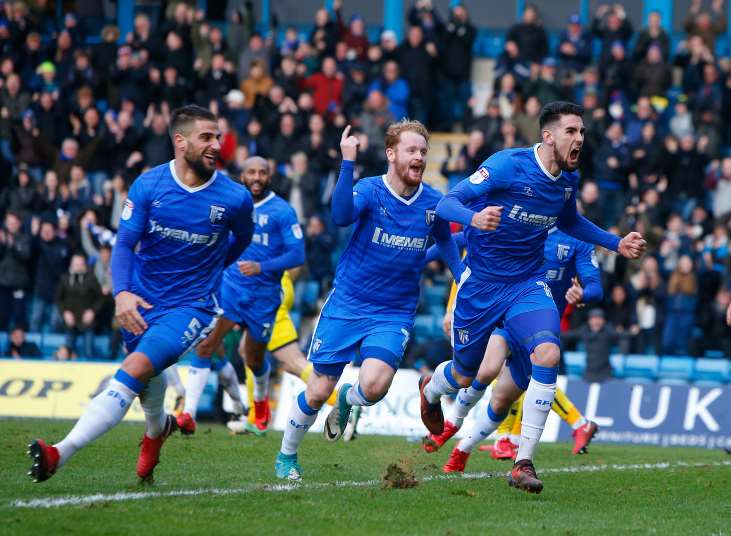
[10,460,731,509]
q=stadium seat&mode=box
[703,349,726,359]
[428,305,445,319]
[0,331,7,353]
[623,355,659,381]
[609,354,625,377]
[692,358,730,384]
[41,333,65,356]
[423,285,446,308]
[658,356,694,383]
[413,315,434,343]
[301,281,320,308]
[563,351,586,377]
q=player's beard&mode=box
[184,150,216,181]
[554,145,580,172]
[396,159,424,187]
[247,180,270,201]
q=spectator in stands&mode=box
[55,253,102,358]
[355,90,392,148]
[368,60,409,121]
[436,3,475,129]
[396,25,437,126]
[707,156,731,218]
[563,308,621,382]
[594,121,631,226]
[658,134,709,218]
[4,326,41,358]
[629,256,666,354]
[558,14,592,73]
[488,119,526,154]
[592,3,633,63]
[633,10,670,62]
[471,98,502,146]
[0,211,32,330]
[300,56,343,117]
[506,4,548,65]
[699,288,731,356]
[662,255,698,355]
[141,107,173,167]
[605,283,637,354]
[304,215,335,293]
[335,3,369,62]
[30,219,69,333]
[53,344,77,361]
[633,44,671,98]
[270,113,303,165]
[685,0,727,51]
[580,181,603,226]
[285,152,320,222]
[526,58,564,107]
[310,7,339,58]
[494,39,531,86]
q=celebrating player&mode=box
[177,156,305,435]
[274,121,463,481]
[422,101,646,493]
[27,105,254,483]
[423,228,601,458]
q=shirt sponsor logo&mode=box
[507,205,558,228]
[371,227,427,251]
[148,219,220,246]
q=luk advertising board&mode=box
[559,379,731,450]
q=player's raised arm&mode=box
[111,179,153,336]
[430,217,464,281]
[435,161,504,231]
[331,125,368,226]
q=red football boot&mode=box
[508,459,543,494]
[27,439,60,483]
[419,375,444,435]
[443,447,471,474]
[137,415,178,482]
[253,398,271,431]
[572,421,599,454]
[176,412,196,435]
[481,437,518,460]
[423,420,459,453]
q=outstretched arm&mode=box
[430,218,463,281]
[332,125,368,226]
[424,231,465,263]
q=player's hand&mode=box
[238,260,261,276]
[115,291,153,336]
[618,231,647,259]
[470,206,502,231]
[340,124,360,162]
[726,302,731,326]
[196,334,217,358]
[442,311,453,338]
[565,277,585,306]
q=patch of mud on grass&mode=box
[381,459,419,489]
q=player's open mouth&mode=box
[569,147,580,160]
[409,164,424,174]
[203,154,216,165]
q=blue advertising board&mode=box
[559,379,731,449]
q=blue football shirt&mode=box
[327,175,445,320]
[223,191,303,290]
[119,161,253,309]
[544,228,601,313]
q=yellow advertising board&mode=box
[0,359,186,421]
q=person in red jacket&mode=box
[300,57,343,117]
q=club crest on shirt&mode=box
[564,187,572,201]
[258,213,269,226]
[457,329,469,344]
[425,209,436,225]
[209,205,226,224]
[469,166,489,184]
[557,243,570,261]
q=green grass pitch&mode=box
[1,419,729,535]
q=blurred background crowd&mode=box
[1,0,731,371]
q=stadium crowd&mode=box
[1,0,731,365]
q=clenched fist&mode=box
[470,206,502,231]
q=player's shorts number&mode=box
[181,318,203,345]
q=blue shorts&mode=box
[122,305,218,374]
[308,304,412,373]
[219,278,280,343]
[451,268,560,378]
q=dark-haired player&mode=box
[28,105,254,483]
[423,101,646,493]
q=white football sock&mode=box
[345,382,378,406]
[218,361,245,414]
[183,364,210,419]
[424,361,460,404]
[163,366,185,398]
[572,416,588,431]
[280,391,318,455]
[448,380,487,427]
[54,378,136,467]
[140,373,167,439]
[456,403,505,453]
[516,377,556,462]
[252,361,270,402]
